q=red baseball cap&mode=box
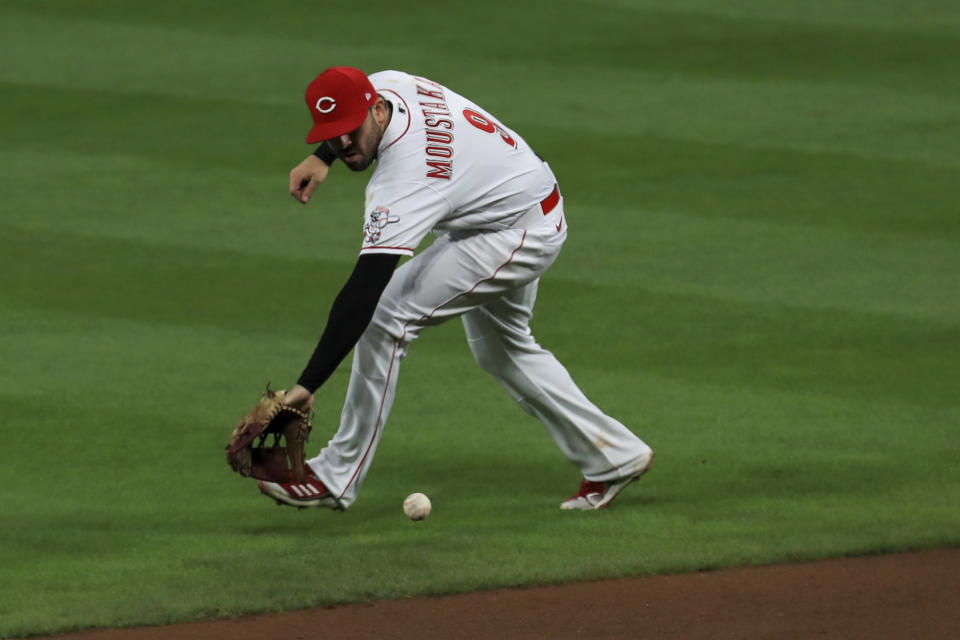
[304,67,378,143]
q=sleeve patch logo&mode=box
[364,206,401,244]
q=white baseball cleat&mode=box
[258,468,343,510]
[560,451,654,511]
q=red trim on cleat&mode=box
[561,452,654,511]
[257,467,343,510]
[565,480,605,503]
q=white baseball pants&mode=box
[307,199,651,507]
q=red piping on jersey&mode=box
[340,338,400,500]
[377,89,411,153]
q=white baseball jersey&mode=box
[359,70,557,256]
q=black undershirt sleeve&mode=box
[312,142,337,166]
[297,253,401,393]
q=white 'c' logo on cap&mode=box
[315,97,336,114]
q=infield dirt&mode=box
[26,548,959,640]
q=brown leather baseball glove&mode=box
[226,384,312,483]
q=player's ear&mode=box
[373,96,390,127]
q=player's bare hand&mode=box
[283,384,315,412]
[289,155,330,204]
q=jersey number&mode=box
[462,108,518,149]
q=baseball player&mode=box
[259,67,653,511]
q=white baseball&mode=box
[403,492,431,521]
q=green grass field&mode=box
[2,0,959,636]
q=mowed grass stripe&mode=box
[0,7,346,103]
[6,69,955,174]
[5,215,956,361]
[534,280,959,409]
[5,7,958,172]
[513,7,958,92]
[0,81,304,173]
[547,207,958,324]
[1,224,362,336]
[530,129,960,238]
[0,151,369,267]
[603,0,960,31]
[519,73,959,170]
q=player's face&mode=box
[327,109,382,171]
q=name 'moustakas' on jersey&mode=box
[359,70,557,256]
